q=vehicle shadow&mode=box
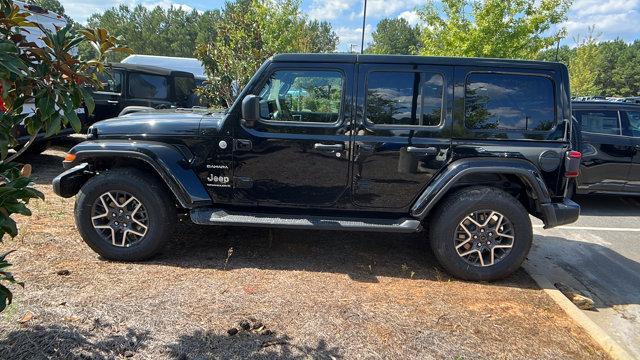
[150,223,537,289]
[573,194,640,217]
[0,322,339,359]
[0,322,150,360]
[533,234,640,308]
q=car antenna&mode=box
[360,0,367,54]
[555,38,560,62]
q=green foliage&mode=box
[537,37,640,97]
[418,0,571,59]
[0,0,127,311]
[569,30,602,97]
[367,18,421,55]
[194,0,338,107]
[80,4,219,62]
[0,250,23,312]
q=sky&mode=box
[57,0,640,52]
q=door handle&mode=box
[635,144,640,151]
[107,100,118,104]
[406,146,438,155]
[234,139,252,151]
[314,143,344,151]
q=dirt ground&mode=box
[0,139,608,359]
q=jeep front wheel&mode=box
[429,186,532,281]
[75,168,176,261]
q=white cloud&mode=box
[398,10,420,26]
[359,0,422,19]
[336,24,372,52]
[563,0,640,42]
[308,0,356,21]
[60,0,199,24]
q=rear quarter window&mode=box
[465,73,556,132]
[129,73,169,100]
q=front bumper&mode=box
[540,198,580,229]
[52,163,92,198]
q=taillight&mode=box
[565,151,581,178]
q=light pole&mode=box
[360,0,367,54]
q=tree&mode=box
[194,0,338,107]
[80,5,218,61]
[25,0,73,24]
[25,0,63,15]
[367,18,421,55]
[418,0,571,59]
[0,0,128,311]
[569,31,602,97]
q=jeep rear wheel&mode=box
[75,168,176,261]
[429,186,532,281]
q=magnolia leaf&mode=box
[79,86,95,115]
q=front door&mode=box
[352,63,453,210]
[575,109,634,193]
[232,63,354,208]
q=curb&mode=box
[523,261,634,360]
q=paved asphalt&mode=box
[529,194,640,358]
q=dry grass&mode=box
[0,139,608,359]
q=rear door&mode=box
[574,108,634,193]
[352,63,453,210]
[622,109,640,193]
[91,69,124,121]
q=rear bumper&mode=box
[540,198,580,229]
[52,163,92,198]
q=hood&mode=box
[90,110,226,137]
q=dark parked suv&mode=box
[572,100,640,195]
[88,63,198,123]
[53,54,580,281]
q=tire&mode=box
[75,168,176,261]
[428,186,532,281]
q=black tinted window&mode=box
[574,110,620,135]
[465,73,555,131]
[129,73,168,99]
[174,76,195,101]
[365,71,443,126]
[626,111,640,137]
[95,70,122,93]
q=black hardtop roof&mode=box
[572,100,640,109]
[108,62,194,77]
[271,53,566,70]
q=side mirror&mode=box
[241,94,260,127]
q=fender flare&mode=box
[59,140,211,208]
[411,157,552,219]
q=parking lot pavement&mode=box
[529,194,640,358]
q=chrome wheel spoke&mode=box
[454,210,514,267]
[90,191,149,248]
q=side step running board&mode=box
[190,208,422,233]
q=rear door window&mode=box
[129,73,169,99]
[465,73,555,131]
[574,110,621,135]
[95,70,123,94]
[365,71,444,127]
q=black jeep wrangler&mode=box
[53,54,581,281]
